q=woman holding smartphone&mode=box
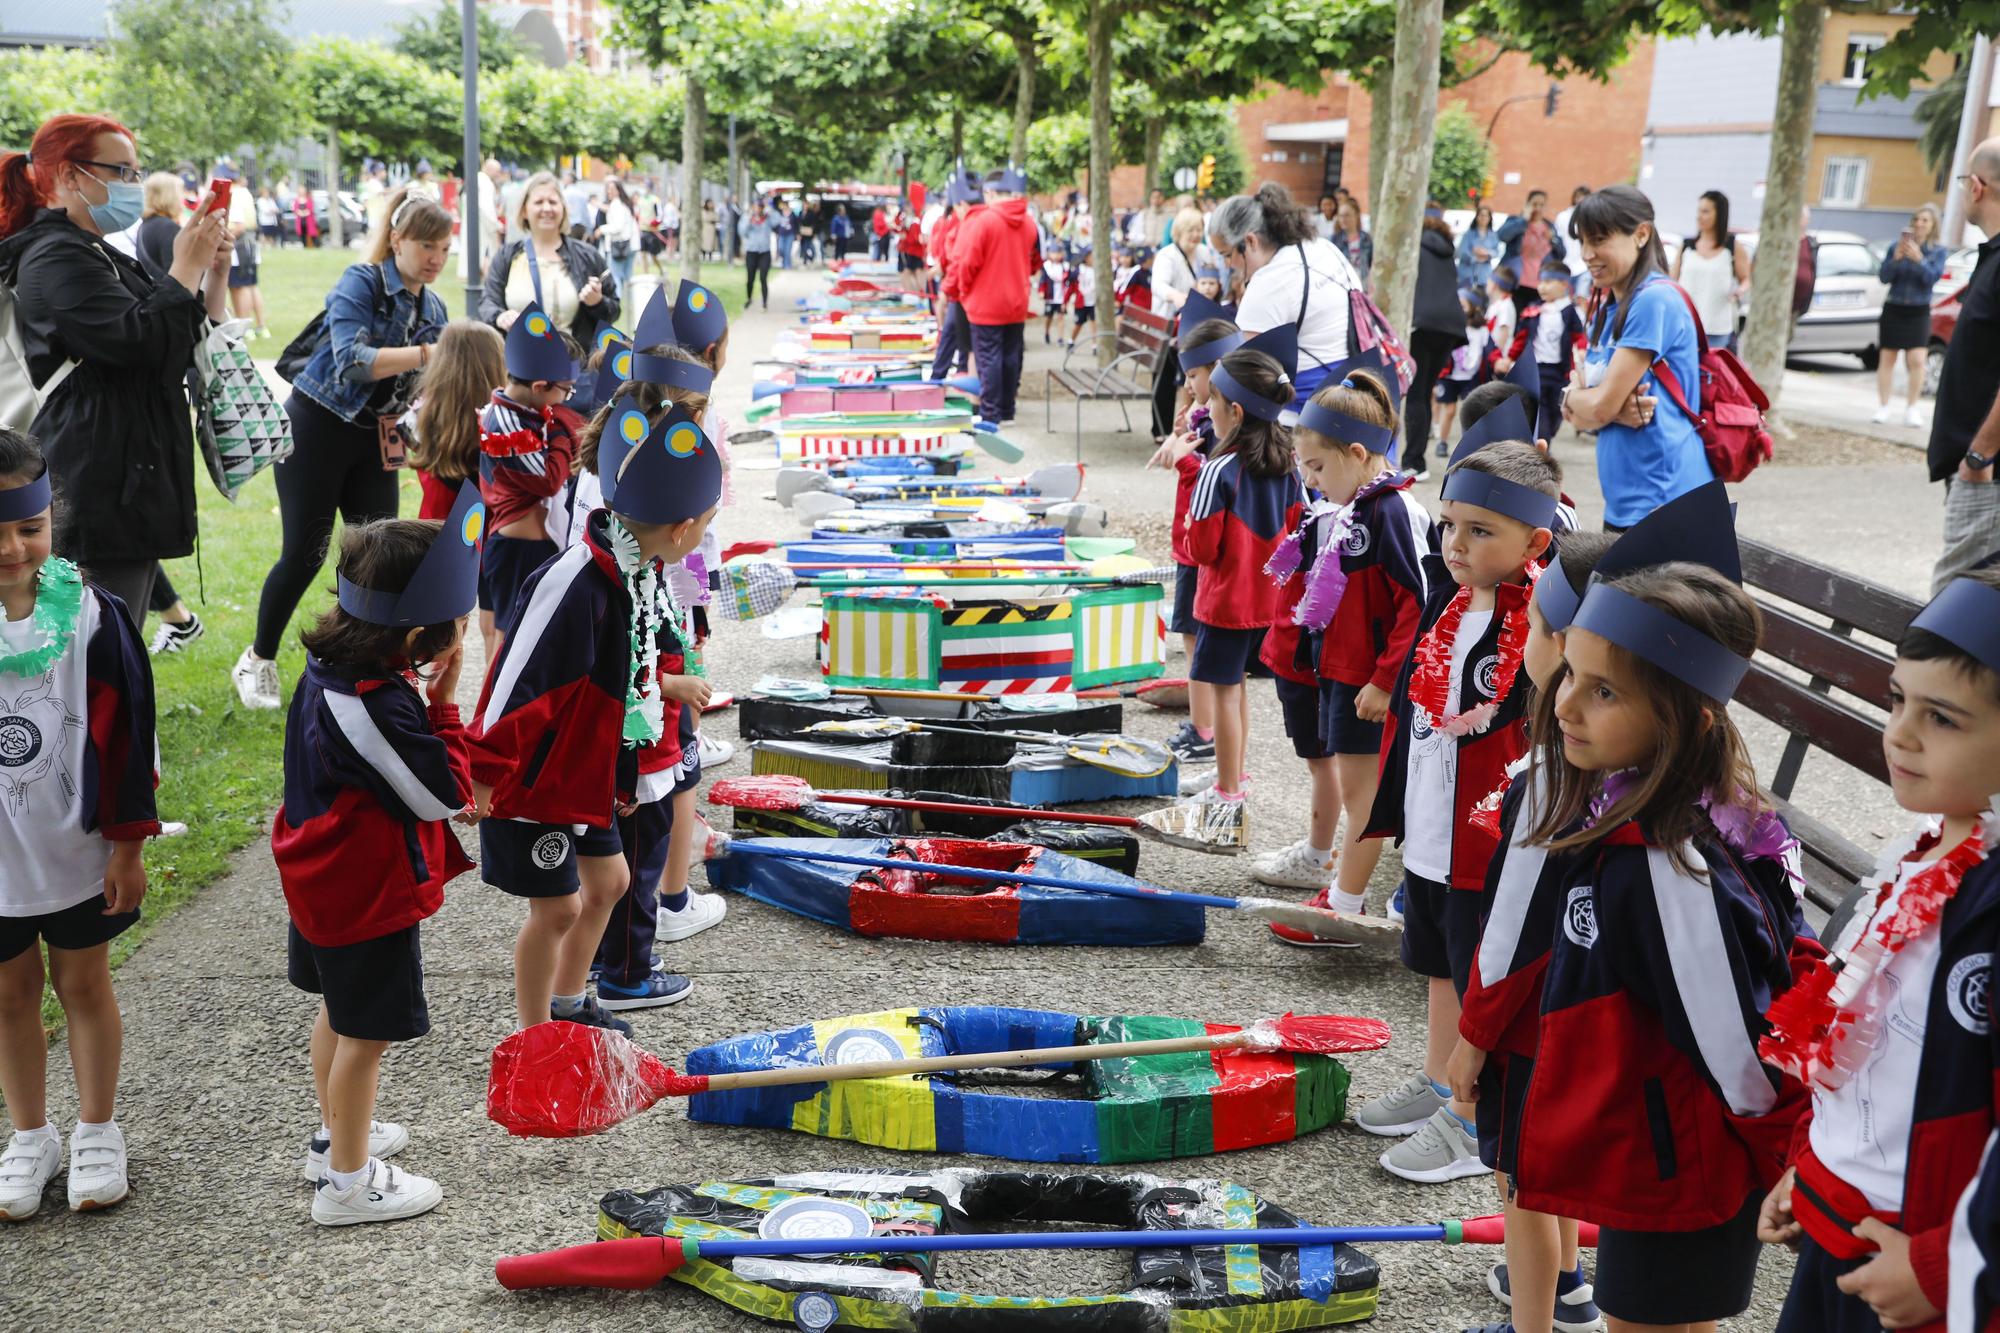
[1874,202,1948,427]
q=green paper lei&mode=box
[609,518,670,747]
[0,557,84,679]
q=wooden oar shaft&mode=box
[696,1030,1245,1092]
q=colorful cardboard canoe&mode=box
[748,734,1177,807]
[597,1167,1381,1329]
[818,585,1167,695]
[776,537,1070,570]
[727,790,1141,874]
[702,837,1203,946]
[685,1007,1353,1165]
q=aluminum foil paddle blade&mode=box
[1248,899,1404,948]
[1134,800,1246,855]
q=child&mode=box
[1497,272,1585,445]
[1436,296,1488,455]
[1193,265,1227,305]
[1067,247,1096,350]
[1182,326,1306,807]
[1038,243,1067,343]
[470,398,721,1033]
[407,319,505,521]
[0,434,157,1221]
[1759,569,2000,1333]
[477,301,580,656]
[1485,267,1520,379]
[1112,242,1151,313]
[1510,559,1808,1333]
[272,491,479,1226]
[1259,362,1430,906]
[1147,293,1241,765]
[1356,421,1561,1185]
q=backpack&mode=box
[0,248,108,433]
[274,261,402,384]
[1293,242,1416,393]
[1647,281,1773,484]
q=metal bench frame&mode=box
[1045,307,1173,461]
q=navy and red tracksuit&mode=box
[1951,1131,2000,1330]
[478,390,577,633]
[1113,263,1152,313]
[1512,822,1810,1232]
[272,658,473,948]
[1305,476,1431,692]
[929,206,977,382]
[1184,450,1305,631]
[1779,848,2000,1333]
[1504,300,1586,442]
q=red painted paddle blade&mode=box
[706,774,815,812]
[496,1236,689,1290]
[485,1021,682,1138]
[1261,1012,1394,1054]
[1457,1214,1600,1248]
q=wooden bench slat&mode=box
[1757,605,1893,706]
[1741,537,1919,644]
[1766,795,1871,915]
[1737,665,1891,783]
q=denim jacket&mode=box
[293,258,447,424]
[1878,241,1949,307]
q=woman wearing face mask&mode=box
[0,113,233,627]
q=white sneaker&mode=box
[655,889,727,942]
[66,1121,128,1212]
[1904,406,1924,428]
[1353,1071,1447,1136]
[0,1131,61,1221]
[302,1120,410,1184]
[311,1158,443,1226]
[1379,1106,1491,1184]
[1251,839,1336,890]
[231,647,282,710]
[1871,404,1894,424]
[1178,767,1217,797]
[697,732,736,769]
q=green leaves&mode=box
[107,0,299,167]
[293,37,463,169]
[1427,104,1493,206]
[0,49,113,154]
[393,1,531,74]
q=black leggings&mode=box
[1404,329,1459,459]
[253,393,400,659]
[745,251,771,306]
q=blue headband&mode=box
[1533,560,1586,632]
[1209,361,1289,422]
[1909,578,2000,675]
[1570,579,1751,703]
[628,351,716,394]
[1297,398,1395,457]
[1178,330,1243,372]
[0,472,51,522]
[1439,468,1559,530]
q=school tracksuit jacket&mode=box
[478,391,576,533]
[1951,1130,2000,1329]
[1184,450,1305,631]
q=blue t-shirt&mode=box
[1584,275,1715,528]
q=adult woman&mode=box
[1406,215,1470,463]
[478,171,620,352]
[1329,197,1372,282]
[1149,207,1213,317]
[294,188,318,249]
[701,200,720,261]
[0,113,231,626]
[1559,185,1712,531]
[597,178,639,298]
[1874,202,1948,426]
[1207,182,1362,409]
[1671,189,1750,351]
[134,172,184,281]
[231,188,452,709]
[1456,203,1499,294]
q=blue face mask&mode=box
[78,172,143,234]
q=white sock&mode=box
[316,1124,331,1142]
[326,1162,367,1193]
[1307,843,1333,865]
[73,1118,115,1134]
[1329,889,1367,915]
[552,992,585,1016]
[17,1123,57,1144]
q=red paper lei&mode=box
[1408,565,1539,737]
[1759,817,1989,1090]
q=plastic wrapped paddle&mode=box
[802,717,1175,779]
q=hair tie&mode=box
[1339,377,1355,390]
[390,196,420,231]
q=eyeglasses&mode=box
[1959,174,1991,192]
[76,160,144,185]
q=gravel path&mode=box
[7,266,1947,1331]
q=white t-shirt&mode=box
[1555,206,1588,277]
[1533,297,1572,365]
[1486,296,1517,351]
[0,595,117,916]
[1237,238,1358,373]
[1400,610,1491,882]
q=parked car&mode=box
[1927,282,1964,397]
[1745,230,1887,366]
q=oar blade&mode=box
[486,1022,679,1138]
[1061,736,1175,779]
[706,774,817,812]
[1258,1012,1394,1054]
[804,717,920,739]
[1134,800,1246,856]
[1245,898,1404,948]
[967,425,1025,463]
[496,1236,690,1290]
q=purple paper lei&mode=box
[1587,769,1804,878]
[1288,469,1404,630]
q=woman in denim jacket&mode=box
[1874,202,1949,427]
[232,188,452,711]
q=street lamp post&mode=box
[460,0,483,316]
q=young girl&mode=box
[407,319,505,521]
[1038,243,1067,344]
[1182,328,1305,806]
[1514,559,1809,1333]
[272,496,478,1225]
[1259,368,1430,904]
[1067,248,1097,350]
[0,432,157,1221]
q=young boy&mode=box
[1067,246,1096,350]
[478,301,580,655]
[469,403,723,1036]
[1358,412,1561,1186]
[1483,268,1519,379]
[1112,241,1151,313]
[1038,243,1067,343]
[1496,272,1584,445]
[1760,567,2000,1333]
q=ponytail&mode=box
[1212,347,1295,479]
[0,113,135,239]
[1298,369,1398,458]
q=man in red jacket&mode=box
[953,166,1037,425]
[929,169,983,382]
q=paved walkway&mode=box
[6,266,1947,1331]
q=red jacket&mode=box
[1168,414,1216,567]
[954,198,1037,326]
[1312,479,1432,692]
[1185,449,1305,630]
[933,210,963,297]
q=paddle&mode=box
[706,837,1401,946]
[714,560,1168,624]
[803,717,1174,780]
[750,372,981,400]
[707,774,1247,855]
[807,566,1173,591]
[485,1010,1387,1138]
[497,1215,1602,1289]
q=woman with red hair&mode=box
[0,113,233,625]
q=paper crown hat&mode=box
[0,469,51,522]
[582,338,633,416]
[987,165,1027,193]
[1502,347,1540,399]
[1332,344,1404,413]
[946,169,984,207]
[628,347,716,395]
[600,403,723,526]
[1207,325,1299,423]
[336,483,484,627]
[504,302,575,384]
[1569,485,1750,702]
[1535,479,1737,633]
[1439,394,1557,529]
[635,279,729,357]
[1908,577,2000,676]
[1176,291,1242,371]
[1194,264,1227,282]
[1296,350,1403,461]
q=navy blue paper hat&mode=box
[629,347,716,394]
[634,279,729,358]
[0,470,51,522]
[504,302,575,384]
[1908,577,2000,676]
[1440,394,1557,529]
[1536,480,1737,633]
[946,169,984,207]
[586,338,634,413]
[1176,291,1242,370]
[1335,345,1403,414]
[1195,265,1226,283]
[337,483,484,627]
[600,404,722,526]
[988,165,1027,194]
[1209,325,1298,423]
[1503,347,1540,400]
[1297,359,1399,460]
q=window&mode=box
[1820,155,1868,207]
[1322,145,1345,196]
[1843,34,1886,86]
[1815,242,1878,277]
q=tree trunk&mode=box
[1366,61,1394,221]
[952,107,965,166]
[1142,117,1164,197]
[681,76,706,282]
[1372,0,1443,338]
[1087,0,1118,365]
[324,127,344,250]
[1012,38,1038,168]
[1740,2,1826,413]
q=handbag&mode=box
[195,318,294,500]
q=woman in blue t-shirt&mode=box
[1559,185,1714,530]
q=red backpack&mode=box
[1646,282,1774,483]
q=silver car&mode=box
[1786,233,1888,366]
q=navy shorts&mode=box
[1774,1233,1890,1333]
[288,922,429,1042]
[481,818,623,897]
[1169,564,1199,635]
[1319,679,1386,756]
[1597,1192,1762,1325]
[480,534,558,630]
[1273,675,1333,760]
[1398,871,1482,989]
[1437,377,1474,403]
[0,894,138,963]
[1073,305,1096,326]
[1190,623,1267,685]
[1472,1051,1528,1175]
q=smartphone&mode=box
[1899,228,1914,247]
[204,179,232,215]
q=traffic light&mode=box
[1544,84,1560,117]
[1197,154,1215,194]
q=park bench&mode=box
[1044,304,1173,459]
[1734,536,1923,928]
